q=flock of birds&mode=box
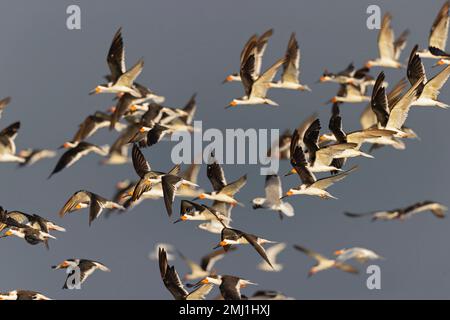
[1,2,450,300]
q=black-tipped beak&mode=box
[173,218,182,224]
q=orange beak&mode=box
[139,127,146,133]
[63,142,70,149]
[319,76,326,82]
[319,135,328,142]
[331,97,338,103]
[226,75,233,82]
[290,168,297,174]
[229,101,237,107]
[286,191,294,197]
[4,230,13,237]
[334,250,344,256]
[130,105,138,112]
[75,204,82,210]
[438,59,446,65]
[219,240,228,247]
[180,215,188,221]
[365,62,372,68]
[198,194,206,199]
[95,86,102,94]
[201,278,209,284]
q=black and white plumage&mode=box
[130,144,197,216]
[49,142,108,178]
[252,175,294,219]
[408,45,450,108]
[68,111,125,144]
[52,259,110,289]
[285,144,358,199]
[0,121,24,163]
[371,71,424,135]
[418,1,450,59]
[366,13,409,68]
[212,214,275,269]
[293,245,359,277]
[90,28,144,97]
[269,32,310,91]
[174,200,230,223]
[0,290,51,300]
[223,29,274,83]
[198,275,256,300]
[197,152,247,205]
[344,201,448,221]
[158,248,213,300]
[59,190,125,225]
[1,225,56,247]
[228,41,286,106]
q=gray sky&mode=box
[0,0,449,299]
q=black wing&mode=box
[302,119,321,165]
[161,175,183,217]
[371,72,389,127]
[131,144,151,178]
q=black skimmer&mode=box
[321,104,396,150]
[408,45,450,108]
[334,247,384,263]
[252,174,294,219]
[130,144,197,217]
[284,144,358,199]
[1,226,56,247]
[0,210,65,247]
[319,63,356,84]
[59,190,125,225]
[49,142,109,178]
[223,29,274,83]
[287,119,371,174]
[211,214,275,269]
[269,32,311,91]
[158,248,213,300]
[228,43,285,107]
[0,121,24,163]
[197,275,257,300]
[328,84,370,104]
[344,201,448,221]
[197,201,233,234]
[109,93,142,131]
[319,63,373,85]
[65,111,126,145]
[177,248,234,281]
[0,290,51,300]
[418,1,450,60]
[370,72,424,136]
[90,28,144,97]
[366,13,409,68]
[0,96,11,120]
[196,152,247,206]
[293,245,359,277]
[17,148,56,167]
[174,200,230,224]
[52,259,110,289]
[257,242,286,272]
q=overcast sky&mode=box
[1,0,450,299]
